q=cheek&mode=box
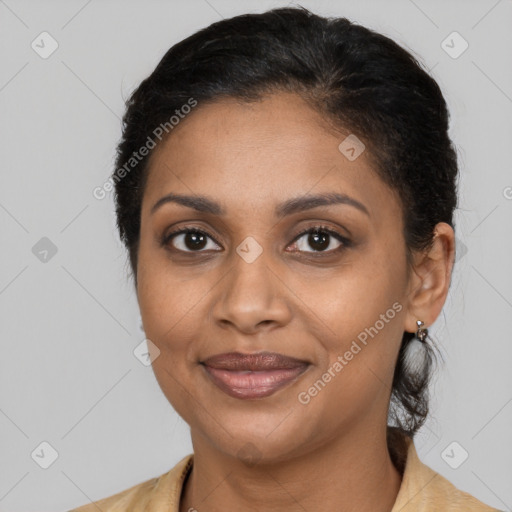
[138,272,202,354]
[297,252,406,398]
[136,256,203,417]
[136,235,200,340]
[135,247,221,411]
[296,303,404,429]
[306,261,405,349]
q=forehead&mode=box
[142,92,399,221]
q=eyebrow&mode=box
[150,191,370,217]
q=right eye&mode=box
[162,228,222,253]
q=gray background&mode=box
[1,0,511,510]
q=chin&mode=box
[194,409,318,464]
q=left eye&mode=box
[289,228,346,253]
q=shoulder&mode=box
[68,454,193,512]
[403,469,502,511]
[69,475,160,512]
[392,435,501,512]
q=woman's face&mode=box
[136,92,418,463]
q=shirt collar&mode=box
[151,433,495,512]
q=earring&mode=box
[402,320,429,376]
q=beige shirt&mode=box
[70,436,500,511]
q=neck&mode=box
[180,425,403,512]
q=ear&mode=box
[404,222,456,334]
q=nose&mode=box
[211,250,292,334]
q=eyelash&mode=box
[161,224,351,255]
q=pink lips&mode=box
[201,351,309,399]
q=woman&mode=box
[71,6,500,511]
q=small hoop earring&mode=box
[402,320,429,376]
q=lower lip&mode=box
[202,365,309,399]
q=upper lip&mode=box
[202,351,309,371]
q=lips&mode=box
[201,351,310,399]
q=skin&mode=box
[136,91,455,512]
